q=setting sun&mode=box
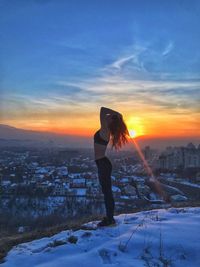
[127,116,145,138]
[129,129,137,138]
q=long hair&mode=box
[108,115,129,150]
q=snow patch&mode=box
[2,207,200,267]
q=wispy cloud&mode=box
[1,37,199,125]
[102,40,176,78]
[104,44,147,73]
[53,74,200,115]
[162,41,174,56]
[109,55,136,70]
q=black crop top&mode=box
[94,130,109,146]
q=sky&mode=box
[0,0,200,139]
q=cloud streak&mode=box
[162,41,174,56]
[104,44,147,74]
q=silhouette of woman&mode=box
[94,107,129,226]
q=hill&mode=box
[1,207,200,267]
[0,124,91,148]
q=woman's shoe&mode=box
[97,217,116,227]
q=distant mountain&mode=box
[0,124,92,148]
[0,124,47,139]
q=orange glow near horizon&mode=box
[31,126,93,137]
[2,120,200,139]
[1,112,200,139]
[126,116,145,138]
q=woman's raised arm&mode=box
[100,107,121,128]
[100,107,121,118]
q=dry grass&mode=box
[0,214,101,263]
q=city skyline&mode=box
[0,0,200,140]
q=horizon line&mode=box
[0,123,200,140]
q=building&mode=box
[70,178,86,188]
[158,143,200,171]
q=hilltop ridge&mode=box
[1,207,200,267]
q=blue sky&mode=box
[0,0,200,136]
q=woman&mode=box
[94,107,129,226]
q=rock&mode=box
[68,235,78,244]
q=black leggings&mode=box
[95,156,115,220]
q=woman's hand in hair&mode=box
[112,112,123,120]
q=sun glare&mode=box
[129,129,137,138]
[127,116,145,138]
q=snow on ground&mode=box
[2,207,200,267]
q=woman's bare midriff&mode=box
[94,128,110,160]
[94,143,107,160]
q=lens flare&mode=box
[130,137,168,201]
